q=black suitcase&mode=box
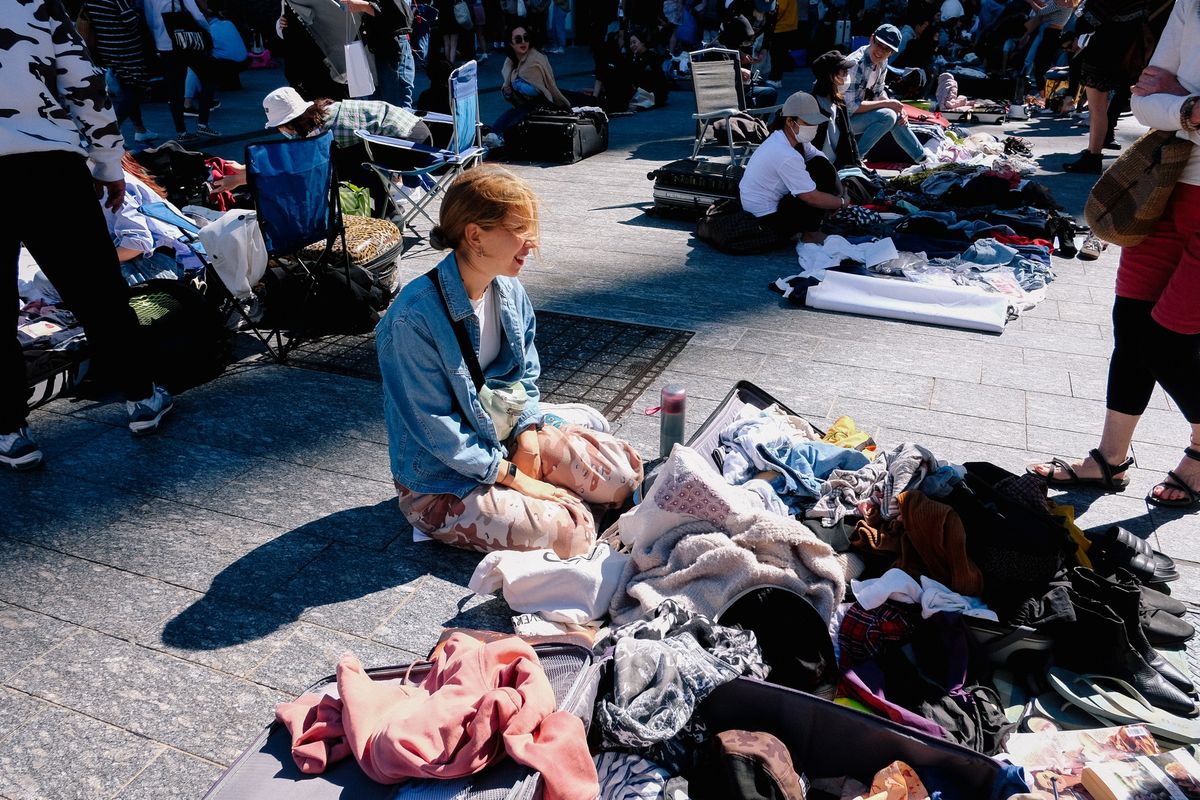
[950,73,1022,103]
[646,158,744,217]
[508,108,608,164]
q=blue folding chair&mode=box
[356,60,487,237]
[244,130,350,361]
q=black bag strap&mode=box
[425,267,484,390]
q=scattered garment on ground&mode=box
[469,542,628,624]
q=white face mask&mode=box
[792,123,819,143]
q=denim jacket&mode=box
[377,252,541,497]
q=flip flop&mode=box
[1027,448,1132,492]
[1047,667,1143,727]
[1051,668,1200,744]
[1032,691,1108,730]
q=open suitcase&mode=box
[699,677,1009,795]
[203,643,600,800]
[646,158,744,218]
[508,108,609,164]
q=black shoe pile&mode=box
[1004,136,1033,158]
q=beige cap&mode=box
[263,86,314,128]
[780,92,830,125]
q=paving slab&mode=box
[114,749,224,800]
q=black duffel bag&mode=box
[696,198,786,255]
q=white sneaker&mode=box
[482,132,504,148]
[477,51,489,61]
[134,129,160,143]
[126,384,174,435]
[544,46,564,54]
[1078,231,1108,261]
[0,426,43,471]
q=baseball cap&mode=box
[780,91,830,125]
[263,87,314,128]
[873,23,903,51]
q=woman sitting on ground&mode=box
[377,166,644,556]
[214,88,433,214]
[488,25,591,145]
[738,91,850,243]
[810,51,864,169]
[103,154,203,284]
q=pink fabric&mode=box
[275,693,352,774]
[274,634,598,800]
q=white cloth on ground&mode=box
[850,568,997,620]
[469,542,628,624]
[794,236,900,279]
[920,575,997,620]
[804,270,1010,333]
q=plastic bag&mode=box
[339,182,372,217]
[344,40,376,97]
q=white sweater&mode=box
[1131,0,1200,186]
[0,0,124,182]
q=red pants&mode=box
[1116,182,1200,335]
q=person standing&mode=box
[841,23,930,164]
[1,0,175,471]
[83,0,159,144]
[1028,0,1200,510]
[343,0,418,109]
[143,0,221,140]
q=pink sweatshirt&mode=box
[275,633,599,800]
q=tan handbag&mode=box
[1085,129,1194,248]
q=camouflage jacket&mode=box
[0,0,124,181]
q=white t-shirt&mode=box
[472,285,502,370]
[738,130,824,218]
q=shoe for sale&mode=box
[196,124,222,137]
[0,427,43,471]
[1078,231,1108,261]
[1063,150,1103,174]
[1053,215,1079,259]
[134,128,160,143]
[127,384,174,436]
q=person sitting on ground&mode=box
[213,88,433,216]
[627,27,671,107]
[377,166,644,556]
[104,154,204,283]
[487,25,592,145]
[738,91,850,243]
[842,23,932,164]
[810,51,863,169]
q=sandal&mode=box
[1026,448,1132,492]
[1146,447,1200,510]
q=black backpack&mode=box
[696,199,786,255]
[128,279,232,393]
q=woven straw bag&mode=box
[1085,130,1193,247]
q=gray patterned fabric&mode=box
[594,601,767,773]
[594,751,671,800]
[0,0,125,181]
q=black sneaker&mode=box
[1063,150,1103,174]
[0,426,43,471]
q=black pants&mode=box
[1107,297,1200,423]
[756,155,840,238]
[2,152,152,433]
[160,49,217,131]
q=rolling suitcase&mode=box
[647,158,744,217]
[203,642,600,800]
[508,108,609,164]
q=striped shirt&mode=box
[84,0,151,83]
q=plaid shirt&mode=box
[841,44,890,115]
[322,100,421,150]
[838,599,920,668]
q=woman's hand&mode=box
[510,471,576,505]
[510,428,542,480]
[1133,66,1188,97]
[212,161,247,193]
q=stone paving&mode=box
[1,47,1198,799]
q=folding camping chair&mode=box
[243,130,351,362]
[356,59,486,238]
[689,47,781,164]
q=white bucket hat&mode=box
[263,87,314,128]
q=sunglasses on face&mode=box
[512,34,528,44]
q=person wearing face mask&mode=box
[376,166,644,556]
[841,23,930,164]
[738,92,849,243]
[212,87,433,216]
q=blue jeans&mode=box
[850,107,926,162]
[373,35,416,109]
[492,105,531,135]
[547,2,568,48]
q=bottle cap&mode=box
[660,384,686,414]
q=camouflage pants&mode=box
[395,424,644,558]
